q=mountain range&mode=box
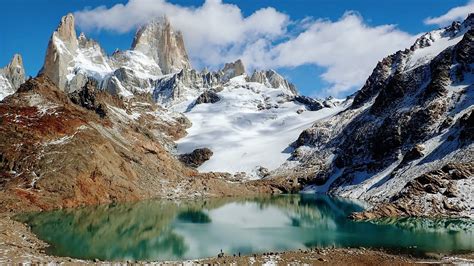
[0,13,472,218]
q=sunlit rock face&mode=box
[40,13,80,91]
[250,69,298,95]
[0,53,25,100]
[132,16,192,74]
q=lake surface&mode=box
[16,194,474,261]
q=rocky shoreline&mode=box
[350,162,474,220]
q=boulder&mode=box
[179,148,213,168]
[195,90,220,104]
[255,166,270,178]
[402,144,425,163]
[443,183,459,198]
[294,95,324,111]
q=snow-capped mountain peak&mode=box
[40,13,112,92]
[0,53,26,101]
[221,59,246,81]
[250,69,298,95]
[405,15,473,71]
[54,13,78,51]
[353,14,474,109]
[40,14,192,95]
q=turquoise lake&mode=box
[16,194,474,261]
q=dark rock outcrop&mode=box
[69,79,107,118]
[195,90,220,104]
[294,95,324,111]
[179,148,213,168]
[459,110,474,142]
[401,144,425,163]
[350,163,473,219]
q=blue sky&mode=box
[0,0,471,97]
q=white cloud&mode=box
[75,1,417,97]
[266,12,416,96]
[424,0,474,26]
[75,0,289,67]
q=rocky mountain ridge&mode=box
[282,14,474,218]
[39,13,184,95]
[34,14,304,108]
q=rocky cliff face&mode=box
[132,17,191,74]
[0,54,26,101]
[221,59,246,81]
[250,69,298,95]
[282,14,474,218]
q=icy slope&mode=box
[175,76,346,177]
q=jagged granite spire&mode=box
[55,13,78,50]
[132,16,191,74]
[40,13,79,90]
[221,59,246,81]
[0,54,26,100]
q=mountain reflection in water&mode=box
[16,194,474,261]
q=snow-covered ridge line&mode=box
[405,18,472,71]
